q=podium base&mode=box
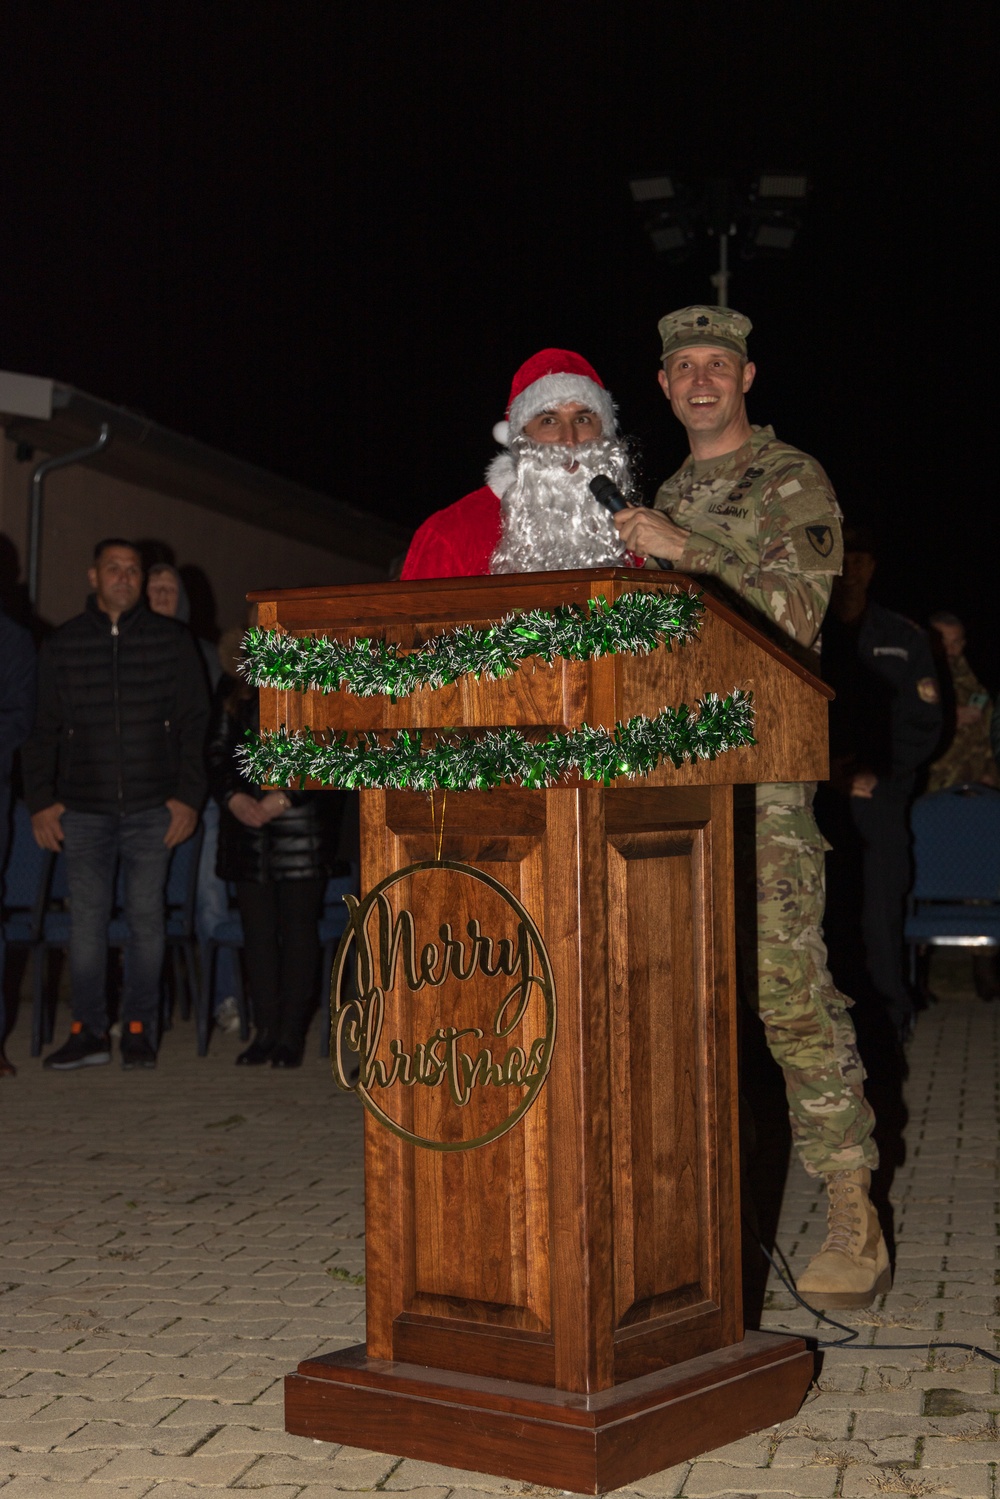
[285,1330,814,1494]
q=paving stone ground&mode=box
[1,956,997,1497]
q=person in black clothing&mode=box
[0,605,37,1078]
[22,540,209,1070]
[207,627,342,1068]
[817,527,943,1046]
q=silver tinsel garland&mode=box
[237,690,755,793]
[242,588,705,700]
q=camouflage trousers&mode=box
[747,782,878,1179]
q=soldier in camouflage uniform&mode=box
[615,306,888,1309]
[926,613,996,791]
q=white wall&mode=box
[0,436,383,630]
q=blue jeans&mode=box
[62,807,172,1039]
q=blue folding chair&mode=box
[163,824,204,1023]
[904,784,1000,977]
[2,802,52,952]
[2,804,54,1048]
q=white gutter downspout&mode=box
[28,422,111,606]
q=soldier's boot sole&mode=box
[796,1168,891,1309]
[796,1260,892,1309]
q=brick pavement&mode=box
[1,960,997,1497]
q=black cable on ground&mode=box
[756,1236,1000,1366]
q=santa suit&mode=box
[401,454,518,581]
[400,485,502,581]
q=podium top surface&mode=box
[250,571,832,787]
[249,569,831,702]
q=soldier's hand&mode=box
[613,506,689,563]
[849,771,878,799]
[164,799,199,847]
[31,803,66,852]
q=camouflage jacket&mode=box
[927,654,996,790]
[650,425,842,651]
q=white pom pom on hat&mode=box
[493,348,616,447]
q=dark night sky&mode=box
[1,3,994,678]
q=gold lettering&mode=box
[414,1033,445,1086]
[525,1036,548,1076]
[502,1045,527,1085]
[442,1027,487,1105]
[384,1038,413,1086]
[440,923,475,980]
[331,997,364,1091]
[493,923,540,1036]
[360,989,389,1089]
[420,941,443,985]
[376,893,422,991]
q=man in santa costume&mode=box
[401,349,635,580]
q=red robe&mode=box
[401,486,502,580]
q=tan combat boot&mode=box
[795,1168,891,1309]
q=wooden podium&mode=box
[252,570,826,1493]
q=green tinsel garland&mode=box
[237,690,755,792]
[243,588,705,699]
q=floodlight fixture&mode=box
[756,174,808,199]
[629,170,810,304]
[650,223,687,253]
[753,223,797,250]
[629,175,675,203]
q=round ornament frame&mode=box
[329,859,557,1152]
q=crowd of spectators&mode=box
[0,536,343,1078]
[0,528,996,1082]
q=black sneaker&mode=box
[121,1025,157,1070]
[43,1025,112,1071]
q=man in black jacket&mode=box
[22,540,209,1070]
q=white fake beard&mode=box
[489,437,634,575]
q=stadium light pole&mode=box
[629,173,809,307]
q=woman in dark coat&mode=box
[207,634,342,1067]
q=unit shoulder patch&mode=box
[805,524,834,557]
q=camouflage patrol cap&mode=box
[658,305,753,363]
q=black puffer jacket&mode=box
[22,596,209,815]
[207,678,343,883]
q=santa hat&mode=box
[492,348,616,446]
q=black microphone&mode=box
[589,475,673,571]
[589,475,629,514]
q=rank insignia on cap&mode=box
[806,524,834,557]
[917,677,940,704]
[658,304,753,362]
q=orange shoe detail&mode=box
[70,1021,83,1034]
[128,1021,144,1034]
